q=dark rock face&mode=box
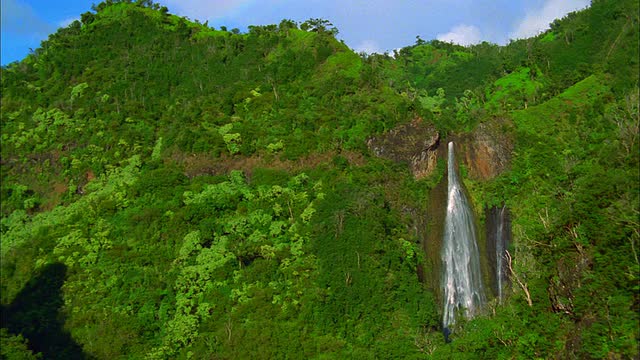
[367,118,513,181]
[454,120,514,181]
[485,205,512,299]
[366,117,440,179]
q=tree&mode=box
[300,18,338,36]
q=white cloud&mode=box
[1,0,53,35]
[354,39,381,54]
[163,0,255,20]
[436,24,482,46]
[510,0,590,40]
[59,17,79,28]
[390,47,403,58]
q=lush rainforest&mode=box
[1,0,638,358]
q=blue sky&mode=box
[1,0,590,65]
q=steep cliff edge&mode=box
[368,118,513,181]
[454,120,514,180]
[366,117,440,179]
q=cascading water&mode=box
[486,205,511,303]
[442,141,485,333]
[496,206,506,302]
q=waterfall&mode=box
[489,205,511,303]
[496,206,505,302]
[442,142,485,331]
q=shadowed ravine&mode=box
[441,141,486,335]
[1,263,90,359]
[486,205,511,303]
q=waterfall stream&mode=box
[442,141,485,331]
[487,204,511,303]
[496,206,505,302]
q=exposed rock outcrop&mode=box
[454,120,513,180]
[367,117,513,181]
[366,117,440,179]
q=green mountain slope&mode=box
[1,0,638,358]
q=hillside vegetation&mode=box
[1,0,638,358]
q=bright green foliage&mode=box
[151,137,163,161]
[70,82,89,102]
[320,50,363,79]
[454,89,483,129]
[0,329,40,360]
[1,155,141,260]
[266,140,284,153]
[218,124,243,155]
[485,67,543,111]
[418,88,446,115]
[539,31,556,43]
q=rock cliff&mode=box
[368,118,513,181]
[366,117,440,179]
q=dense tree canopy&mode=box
[1,0,638,358]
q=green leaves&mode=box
[0,0,637,358]
[53,219,113,267]
[218,123,242,155]
[485,67,543,112]
[177,231,202,260]
[154,231,235,357]
[418,87,446,114]
[150,170,324,356]
[70,82,89,102]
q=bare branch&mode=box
[505,250,532,307]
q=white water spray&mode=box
[442,142,485,329]
[496,205,506,303]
